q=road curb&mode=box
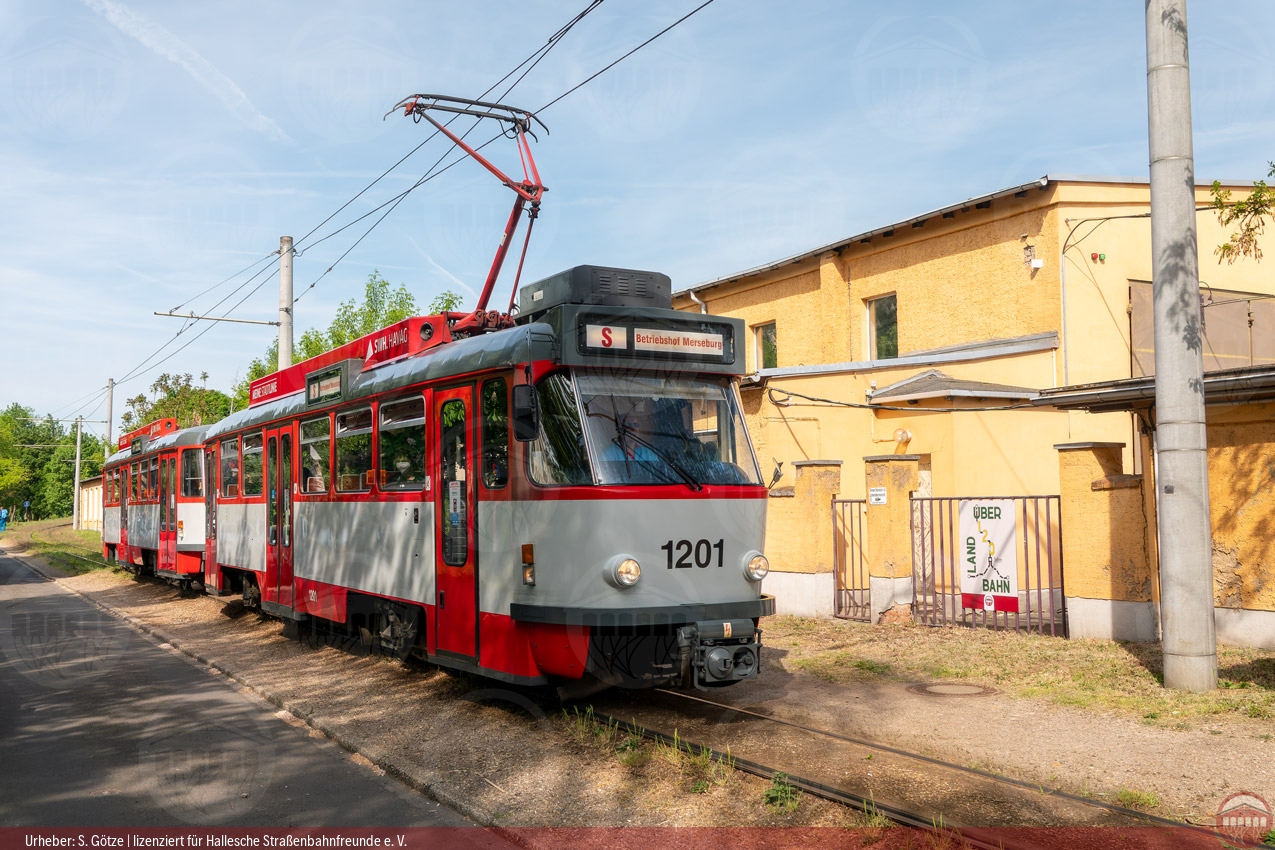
[1,540,499,830]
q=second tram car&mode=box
[201,265,774,691]
[103,418,209,584]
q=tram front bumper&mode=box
[677,619,761,688]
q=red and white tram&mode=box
[200,265,774,690]
[103,418,209,584]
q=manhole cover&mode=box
[907,683,997,697]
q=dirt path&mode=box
[3,535,1268,836]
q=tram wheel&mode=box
[241,574,261,609]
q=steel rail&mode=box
[642,688,1222,841]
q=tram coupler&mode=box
[676,619,761,689]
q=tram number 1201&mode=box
[661,538,725,569]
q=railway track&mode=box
[2,538,1231,847]
[586,688,1223,849]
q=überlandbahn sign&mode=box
[959,499,1019,613]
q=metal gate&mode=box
[911,496,1066,636]
[832,498,869,621]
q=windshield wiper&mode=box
[620,429,704,492]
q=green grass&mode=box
[1114,788,1160,811]
[2,518,113,576]
[763,772,801,811]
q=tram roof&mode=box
[106,424,211,466]
[207,321,556,439]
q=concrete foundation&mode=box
[1214,607,1275,651]
[763,571,835,618]
[1064,596,1158,642]
[870,575,914,622]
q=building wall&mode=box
[675,178,1274,626]
[1208,402,1275,614]
[78,478,102,532]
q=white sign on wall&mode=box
[959,499,1019,613]
[868,487,887,505]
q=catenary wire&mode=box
[105,0,708,399]
[294,0,714,303]
[291,1,608,301]
[108,3,608,394]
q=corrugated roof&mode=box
[1034,365,1275,412]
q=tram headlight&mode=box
[742,551,769,582]
[604,555,642,588]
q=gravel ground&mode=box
[6,553,861,830]
[5,540,1271,833]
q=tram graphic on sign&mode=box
[959,499,1019,613]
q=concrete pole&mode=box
[1145,0,1217,692]
[105,377,114,459]
[72,415,83,531]
[279,236,294,370]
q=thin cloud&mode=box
[81,0,291,144]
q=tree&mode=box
[232,270,462,408]
[0,415,30,509]
[0,404,102,520]
[1210,163,1274,264]
[118,372,232,431]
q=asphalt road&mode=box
[0,550,489,831]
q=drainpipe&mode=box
[688,289,708,314]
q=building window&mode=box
[756,322,777,370]
[868,294,898,360]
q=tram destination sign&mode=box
[579,318,733,364]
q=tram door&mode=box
[119,463,130,561]
[159,454,177,572]
[204,446,218,590]
[263,426,296,610]
[262,428,294,609]
[434,386,477,658]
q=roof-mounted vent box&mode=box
[518,265,672,320]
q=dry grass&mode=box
[765,615,1275,726]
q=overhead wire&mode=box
[292,0,607,304]
[101,0,712,401]
[293,0,715,304]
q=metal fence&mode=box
[911,496,1066,636]
[832,498,870,621]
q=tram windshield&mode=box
[527,371,762,488]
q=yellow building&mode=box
[674,175,1273,645]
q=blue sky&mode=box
[1,0,1272,442]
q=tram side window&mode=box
[149,457,158,502]
[300,417,331,494]
[527,373,592,486]
[131,464,139,501]
[379,398,425,490]
[440,398,468,566]
[242,433,264,497]
[336,408,373,492]
[481,378,509,489]
[180,449,203,498]
[220,439,240,498]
